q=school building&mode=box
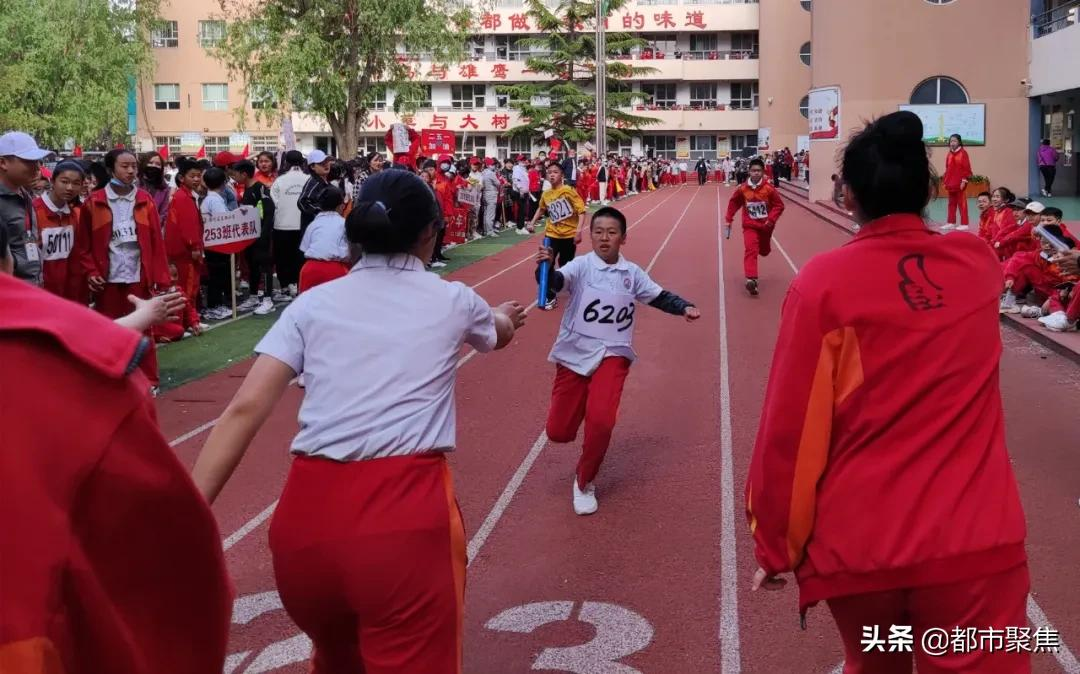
[136,0,1078,201]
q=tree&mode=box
[214,0,471,158]
[497,0,657,148]
[0,0,159,148]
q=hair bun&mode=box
[354,200,392,227]
[871,110,924,160]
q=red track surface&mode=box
[158,183,1080,674]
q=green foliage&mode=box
[0,0,159,148]
[497,0,658,144]
[213,0,472,157]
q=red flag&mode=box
[195,145,206,159]
[240,143,250,158]
[157,144,170,161]
[549,137,562,154]
[72,145,83,158]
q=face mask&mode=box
[109,177,132,188]
[144,166,163,182]
[440,163,450,172]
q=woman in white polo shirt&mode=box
[192,170,525,674]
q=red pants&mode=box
[947,190,969,226]
[828,563,1031,674]
[299,259,350,294]
[270,453,466,674]
[743,224,774,279]
[546,357,631,489]
[172,257,201,307]
[95,282,159,387]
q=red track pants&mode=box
[269,453,466,674]
[743,224,774,280]
[94,282,159,387]
[828,563,1031,674]
[299,259,350,294]
[947,190,969,226]
[546,357,631,489]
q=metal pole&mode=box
[595,0,606,159]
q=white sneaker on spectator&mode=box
[254,298,276,315]
[572,478,597,516]
[430,260,447,269]
[238,296,260,312]
[1021,305,1043,319]
[272,289,291,303]
[1040,311,1074,332]
[999,293,1019,314]
[487,231,500,238]
[287,283,298,298]
[516,228,529,235]
[239,280,250,292]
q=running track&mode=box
[158,183,1080,673]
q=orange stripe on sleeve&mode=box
[784,326,863,567]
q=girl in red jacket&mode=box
[725,158,785,296]
[746,111,1028,674]
[31,160,87,302]
[165,158,205,331]
[943,133,973,227]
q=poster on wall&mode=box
[758,128,771,152]
[675,135,690,159]
[797,135,810,153]
[717,134,731,156]
[1050,112,1065,150]
[898,104,986,146]
[808,87,841,140]
[180,133,204,154]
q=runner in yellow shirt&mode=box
[528,162,587,274]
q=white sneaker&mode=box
[430,260,447,269]
[150,386,161,398]
[1040,311,1074,332]
[238,296,260,312]
[544,297,558,311]
[516,228,529,236]
[254,298,276,315]
[239,280,250,292]
[487,231,500,238]
[572,478,598,516]
[1021,305,1044,319]
[197,322,210,331]
[287,283,298,298]
[271,290,291,303]
[999,293,1019,314]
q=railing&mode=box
[1034,0,1080,37]
[614,49,757,60]
[632,103,759,111]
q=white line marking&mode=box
[772,237,800,274]
[465,187,696,567]
[222,501,279,551]
[1027,595,1080,673]
[644,188,697,273]
[168,419,218,447]
[716,186,742,674]
[827,664,843,674]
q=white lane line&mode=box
[772,237,800,274]
[827,664,843,674]
[644,187,698,274]
[1027,595,1080,673]
[222,501,279,551]
[716,186,742,674]
[168,419,219,447]
[464,186,698,568]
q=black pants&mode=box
[697,170,707,185]
[432,226,447,263]
[1041,165,1057,193]
[736,171,748,185]
[204,251,231,308]
[515,191,529,229]
[273,229,303,288]
[550,236,576,268]
[246,243,275,296]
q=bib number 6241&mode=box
[583,299,634,332]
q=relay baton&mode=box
[538,236,552,309]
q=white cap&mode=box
[0,131,51,161]
[1026,201,1046,214]
[307,149,328,165]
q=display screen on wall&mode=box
[898,104,986,146]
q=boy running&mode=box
[536,206,700,515]
[529,163,586,299]
[725,157,785,296]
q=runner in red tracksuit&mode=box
[725,157,785,296]
[746,111,1028,674]
[0,270,232,674]
[943,134,973,226]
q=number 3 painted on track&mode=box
[485,600,654,673]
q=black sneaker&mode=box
[745,279,759,296]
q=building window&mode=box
[250,135,278,153]
[689,34,719,54]
[204,136,230,155]
[249,86,277,110]
[800,0,811,10]
[398,85,432,110]
[730,31,759,57]
[730,82,759,110]
[154,136,182,155]
[198,20,226,48]
[690,83,718,108]
[732,134,759,151]
[799,95,809,118]
[358,136,389,156]
[496,35,539,60]
[799,42,811,66]
[371,87,387,111]
[201,83,229,111]
[510,136,533,154]
[689,135,717,159]
[153,83,180,110]
[455,134,486,156]
[496,135,510,159]
[910,76,968,104]
[606,137,632,156]
[643,135,676,159]
[151,20,178,48]
[641,82,676,109]
[452,84,486,110]
[643,33,678,56]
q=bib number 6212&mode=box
[583,298,634,332]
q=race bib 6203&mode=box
[571,286,635,346]
[42,225,74,261]
[747,200,768,220]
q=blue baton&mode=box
[538,236,552,309]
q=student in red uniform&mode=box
[746,111,1029,674]
[725,157,785,296]
[994,199,1041,262]
[165,158,205,324]
[191,171,526,674]
[31,160,86,301]
[942,133,972,227]
[81,148,171,392]
[975,191,994,244]
[0,227,231,674]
